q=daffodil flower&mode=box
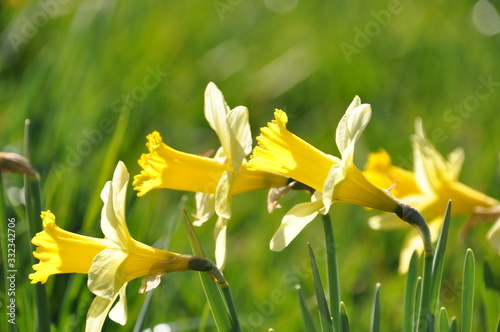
[133,83,288,267]
[30,161,215,332]
[247,97,403,251]
[365,119,499,272]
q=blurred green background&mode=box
[1,0,500,331]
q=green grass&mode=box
[1,0,500,331]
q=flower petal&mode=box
[322,162,345,213]
[204,82,231,148]
[336,96,371,157]
[88,247,128,299]
[487,217,500,254]
[86,295,115,332]
[100,162,132,248]
[215,170,234,219]
[204,82,251,171]
[270,200,323,251]
[226,105,253,169]
[214,217,229,269]
[109,286,128,325]
[193,192,215,226]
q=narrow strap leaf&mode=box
[404,252,419,332]
[461,249,475,332]
[339,302,350,332]
[308,243,334,332]
[296,285,318,332]
[370,283,381,332]
[431,200,452,316]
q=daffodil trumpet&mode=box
[30,161,226,332]
[133,83,289,268]
[248,97,431,252]
[364,119,499,272]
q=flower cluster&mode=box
[30,162,218,331]
[30,83,499,331]
[364,119,499,272]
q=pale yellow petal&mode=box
[204,82,231,152]
[487,218,500,253]
[214,217,229,269]
[88,247,127,299]
[226,105,252,169]
[86,295,115,332]
[322,163,344,213]
[215,170,234,219]
[193,192,215,226]
[270,200,323,251]
[100,179,132,248]
[336,97,371,157]
[109,286,128,326]
[447,147,464,181]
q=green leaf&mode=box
[322,214,340,332]
[182,210,232,332]
[370,283,381,332]
[339,302,350,332]
[484,260,500,292]
[24,120,51,332]
[404,252,419,332]
[296,285,318,332]
[308,243,334,332]
[461,249,475,332]
[82,100,130,232]
[449,317,457,332]
[438,307,450,332]
[413,277,422,332]
[431,201,452,316]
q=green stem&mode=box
[24,119,51,332]
[322,213,340,332]
[219,281,241,332]
[417,252,434,332]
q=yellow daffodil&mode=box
[247,97,403,251]
[30,161,213,332]
[366,119,499,272]
[133,83,288,267]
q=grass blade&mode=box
[339,302,349,332]
[404,251,419,332]
[322,214,340,332]
[449,317,457,332]
[461,249,475,332]
[308,243,334,332]
[430,201,452,316]
[413,277,422,332]
[370,283,381,332]
[82,101,130,232]
[24,120,51,332]
[438,307,450,332]
[296,285,318,332]
[182,210,232,332]
[417,253,434,332]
